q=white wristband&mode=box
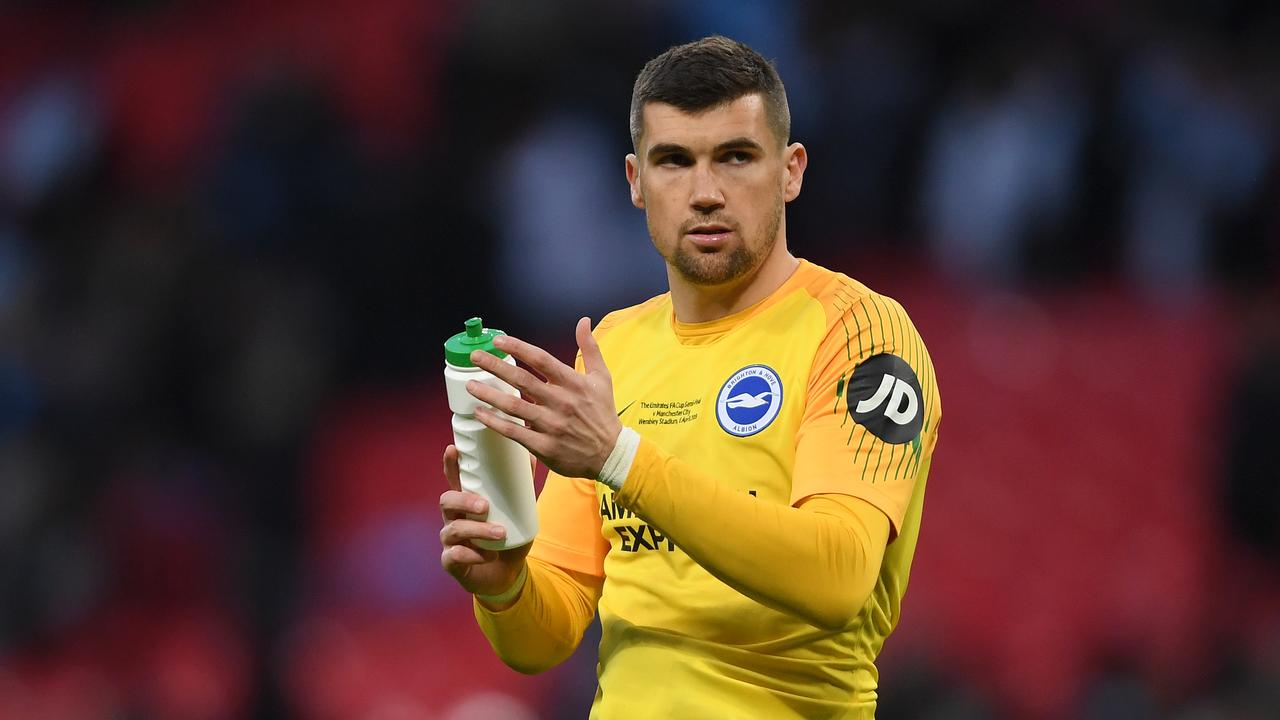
[476,562,528,606]
[598,427,641,492]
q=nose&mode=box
[689,163,724,213]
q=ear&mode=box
[782,142,807,203]
[625,153,644,209]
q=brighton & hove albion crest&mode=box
[716,364,783,437]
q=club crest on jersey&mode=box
[716,364,783,437]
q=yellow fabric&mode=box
[476,490,887,674]
[480,259,942,718]
[616,447,890,631]
[523,468,612,577]
[473,556,603,674]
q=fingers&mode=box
[441,543,498,578]
[576,317,607,375]
[439,514,504,580]
[443,445,462,492]
[475,405,546,457]
[440,517,507,547]
[467,380,542,425]
[469,350,549,401]
[440,489,487,522]
[490,335,574,384]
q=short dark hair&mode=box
[629,36,791,150]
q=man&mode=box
[439,36,941,719]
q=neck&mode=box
[668,238,799,324]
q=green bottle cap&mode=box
[444,317,508,367]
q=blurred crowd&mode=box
[0,1,1277,718]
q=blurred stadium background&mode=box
[1,1,1278,718]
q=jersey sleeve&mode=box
[528,471,608,577]
[473,555,603,673]
[526,347,609,577]
[614,441,891,630]
[791,293,941,537]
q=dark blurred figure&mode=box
[1117,4,1274,299]
[878,654,1002,720]
[1077,653,1160,720]
[799,5,935,252]
[919,6,1094,284]
[1221,293,1280,562]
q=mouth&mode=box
[684,224,734,250]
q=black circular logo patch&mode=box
[845,354,923,444]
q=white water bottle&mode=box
[444,317,538,550]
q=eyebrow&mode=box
[646,137,765,162]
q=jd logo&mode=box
[855,374,918,425]
[845,354,923,444]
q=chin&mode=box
[674,250,756,287]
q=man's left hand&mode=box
[466,317,622,480]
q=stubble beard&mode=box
[653,199,784,287]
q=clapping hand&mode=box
[465,317,622,480]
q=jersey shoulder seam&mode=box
[595,293,669,339]
[795,262,877,329]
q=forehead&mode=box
[639,94,774,153]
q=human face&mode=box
[625,94,806,288]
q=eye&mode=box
[657,154,692,168]
[723,150,753,165]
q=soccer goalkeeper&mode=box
[439,35,942,719]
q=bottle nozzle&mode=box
[445,317,507,366]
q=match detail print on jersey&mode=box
[844,354,923,444]
[715,364,784,437]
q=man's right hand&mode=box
[438,445,533,608]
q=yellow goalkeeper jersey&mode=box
[528,259,941,719]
